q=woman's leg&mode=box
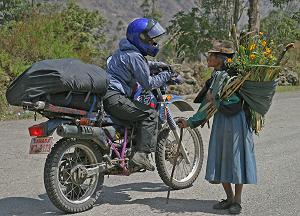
[228,184,243,214]
[222,183,234,202]
[213,183,234,209]
[234,184,243,204]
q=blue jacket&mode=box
[106,38,171,97]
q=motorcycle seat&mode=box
[101,115,133,128]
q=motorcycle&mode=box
[23,69,204,213]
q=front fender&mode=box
[164,94,194,112]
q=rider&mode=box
[103,18,172,171]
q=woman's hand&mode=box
[176,118,189,128]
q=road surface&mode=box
[0,91,299,216]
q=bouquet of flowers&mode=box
[228,32,280,134]
[229,32,281,79]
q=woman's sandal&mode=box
[229,202,242,214]
[212,199,233,210]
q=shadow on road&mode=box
[97,182,231,215]
[0,194,62,216]
[130,197,230,215]
[0,182,230,215]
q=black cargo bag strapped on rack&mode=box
[6,58,109,111]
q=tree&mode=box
[166,1,236,61]
[61,1,107,61]
[233,0,240,28]
[248,0,260,32]
[270,0,293,7]
[260,10,300,48]
[140,0,162,22]
[0,0,31,25]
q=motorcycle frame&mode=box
[104,87,194,175]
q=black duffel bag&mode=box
[6,58,108,110]
[45,91,102,111]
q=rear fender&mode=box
[164,95,194,112]
[39,119,72,136]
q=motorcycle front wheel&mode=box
[155,123,204,189]
[44,138,104,213]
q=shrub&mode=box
[0,1,108,118]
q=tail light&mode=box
[78,118,91,125]
[28,124,46,137]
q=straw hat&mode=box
[208,40,235,54]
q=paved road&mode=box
[0,91,299,216]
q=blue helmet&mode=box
[126,18,166,57]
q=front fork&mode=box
[165,106,191,165]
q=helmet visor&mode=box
[147,22,166,39]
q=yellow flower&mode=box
[226,58,233,63]
[264,47,271,55]
[250,54,256,60]
[259,32,264,36]
[249,44,257,51]
[261,40,267,47]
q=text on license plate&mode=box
[29,137,53,154]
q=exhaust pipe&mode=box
[57,125,109,151]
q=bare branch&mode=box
[238,3,247,21]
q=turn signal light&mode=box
[28,124,46,137]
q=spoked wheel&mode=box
[44,138,104,213]
[155,123,204,189]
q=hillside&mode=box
[43,0,196,26]
[38,0,300,27]
[40,0,299,42]
[77,0,196,26]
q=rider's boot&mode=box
[131,151,155,171]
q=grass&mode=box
[0,106,37,121]
[276,85,300,92]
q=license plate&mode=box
[29,137,53,154]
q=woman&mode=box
[177,40,257,215]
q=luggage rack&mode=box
[22,101,129,129]
[22,101,90,119]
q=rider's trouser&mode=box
[103,90,158,153]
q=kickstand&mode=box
[166,128,183,204]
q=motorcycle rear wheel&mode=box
[44,138,104,213]
[155,124,204,189]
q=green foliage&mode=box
[0,1,108,117]
[0,0,32,25]
[0,50,31,79]
[61,1,107,61]
[229,33,280,82]
[166,1,233,62]
[276,85,300,92]
[140,0,162,22]
[0,1,107,76]
[270,0,293,7]
[167,8,210,61]
[260,11,300,52]
[195,0,234,34]
[0,14,78,75]
[260,10,300,86]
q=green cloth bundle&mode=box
[239,80,278,115]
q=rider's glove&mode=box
[149,61,169,70]
[167,74,185,85]
[149,61,170,74]
[173,74,185,84]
